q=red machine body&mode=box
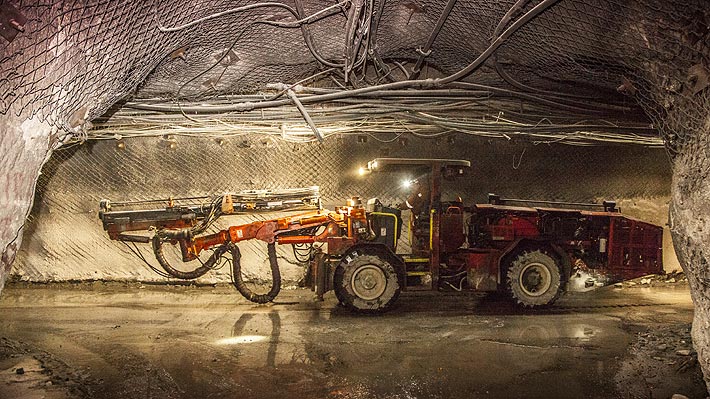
[300,158,663,312]
[438,202,663,292]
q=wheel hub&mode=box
[351,264,387,300]
[520,262,552,297]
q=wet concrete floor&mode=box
[0,283,705,399]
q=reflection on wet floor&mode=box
[0,284,705,399]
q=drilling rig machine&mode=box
[99,158,663,313]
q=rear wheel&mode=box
[334,254,401,313]
[506,250,562,308]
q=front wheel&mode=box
[334,254,401,313]
[506,250,562,308]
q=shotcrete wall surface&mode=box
[11,134,675,284]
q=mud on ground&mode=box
[0,282,705,399]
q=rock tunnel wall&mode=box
[11,133,677,284]
[0,0,697,288]
[0,0,706,389]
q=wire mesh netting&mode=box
[1,0,706,282]
[14,132,671,282]
[1,0,707,149]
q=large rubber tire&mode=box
[333,250,361,306]
[333,254,401,313]
[506,250,562,308]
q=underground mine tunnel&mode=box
[1,0,709,398]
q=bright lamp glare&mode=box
[402,180,412,188]
[358,167,366,176]
[215,335,267,345]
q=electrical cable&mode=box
[293,0,346,68]
[145,0,618,118]
[122,240,172,279]
[292,243,314,263]
[157,2,301,32]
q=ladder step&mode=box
[406,271,431,276]
[404,257,429,263]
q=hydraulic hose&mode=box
[152,236,234,279]
[231,242,282,304]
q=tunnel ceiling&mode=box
[1,0,709,149]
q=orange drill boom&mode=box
[182,211,342,261]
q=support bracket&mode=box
[287,89,324,143]
[0,2,27,43]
